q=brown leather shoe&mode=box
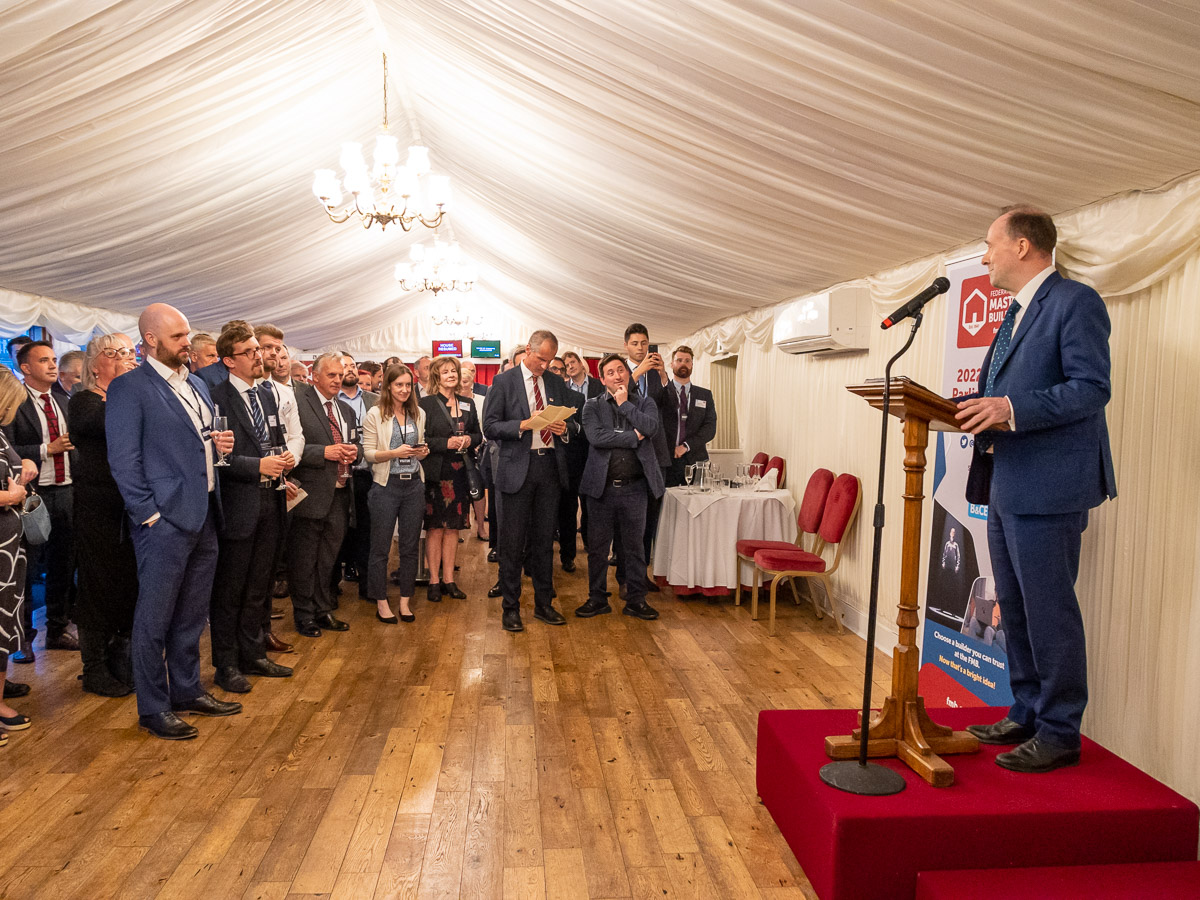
[264,631,293,654]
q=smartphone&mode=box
[648,343,659,355]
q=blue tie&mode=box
[247,387,270,454]
[984,300,1021,397]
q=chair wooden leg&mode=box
[787,576,802,606]
[750,565,760,620]
[768,574,780,636]
[820,575,845,634]
[734,554,742,606]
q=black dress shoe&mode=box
[215,666,252,693]
[376,611,398,624]
[400,612,415,623]
[271,578,290,599]
[966,716,1037,746]
[295,621,321,638]
[315,613,349,632]
[645,580,661,593]
[534,605,567,626]
[623,602,660,620]
[502,610,524,632]
[488,582,503,598]
[139,711,198,741]
[46,630,81,651]
[441,582,466,600]
[995,737,1081,773]
[574,598,612,618]
[264,631,294,653]
[561,560,576,573]
[3,681,30,699]
[11,648,34,664]
[487,549,498,563]
[172,692,243,717]
[427,583,443,603]
[243,658,293,678]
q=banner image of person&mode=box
[919,256,1015,709]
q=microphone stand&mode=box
[819,310,926,796]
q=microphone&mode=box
[880,277,951,329]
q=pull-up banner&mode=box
[919,256,1015,709]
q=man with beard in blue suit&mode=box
[956,206,1116,773]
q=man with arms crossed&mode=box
[956,206,1116,773]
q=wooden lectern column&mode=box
[825,380,983,787]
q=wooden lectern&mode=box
[825,377,993,787]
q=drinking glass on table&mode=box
[683,463,695,492]
[212,407,229,466]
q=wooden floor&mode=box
[0,535,891,899]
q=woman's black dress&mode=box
[419,393,482,530]
[68,389,138,633]
[0,431,27,657]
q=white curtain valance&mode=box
[0,288,138,346]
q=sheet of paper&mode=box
[526,404,576,431]
[286,486,308,512]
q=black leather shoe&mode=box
[244,658,293,678]
[376,611,398,624]
[427,583,443,603]
[995,737,1081,773]
[400,612,415,622]
[574,598,612,618]
[966,717,1036,746]
[215,666,252,693]
[441,582,466,600]
[271,578,290,599]
[3,681,30,699]
[295,621,321,638]
[645,580,661,593]
[46,630,81,651]
[488,582,503,598]
[561,560,576,573]
[315,613,349,632]
[623,602,660,620]
[139,711,198,741]
[11,648,34,664]
[502,609,524,632]
[534,605,567,626]
[172,692,243,717]
[487,549,498,563]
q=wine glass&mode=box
[683,463,694,492]
[269,423,288,490]
[212,408,229,466]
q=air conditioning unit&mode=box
[773,286,872,355]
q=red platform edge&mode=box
[916,861,1200,899]
[757,707,1199,900]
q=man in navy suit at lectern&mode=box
[955,206,1116,773]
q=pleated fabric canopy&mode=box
[1,0,1198,352]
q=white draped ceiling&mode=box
[1,1,1199,352]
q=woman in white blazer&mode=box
[362,365,429,623]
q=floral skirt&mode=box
[424,457,470,530]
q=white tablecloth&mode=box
[652,486,797,593]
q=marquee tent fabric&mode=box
[2,0,1200,352]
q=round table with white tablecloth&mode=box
[652,486,797,596]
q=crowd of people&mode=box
[0,311,716,741]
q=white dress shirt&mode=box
[520,361,551,450]
[1000,265,1056,431]
[261,377,305,460]
[142,355,214,526]
[25,387,72,486]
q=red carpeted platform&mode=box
[916,861,1200,899]
[757,707,1199,900]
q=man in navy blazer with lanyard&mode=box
[107,303,242,740]
[955,206,1116,773]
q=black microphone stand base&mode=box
[819,760,906,796]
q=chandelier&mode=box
[395,237,477,296]
[312,54,450,231]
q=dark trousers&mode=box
[557,478,584,564]
[613,472,663,585]
[988,506,1089,750]
[23,483,73,635]
[211,490,281,668]
[587,482,648,605]
[366,476,424,599]
[498,453,560,611]
[487,489,499,550]
[289,488,351,625]
[335,469,373,585]
[130,502,218,716]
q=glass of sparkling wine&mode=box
[684,464,695,492]
[212,407,229,466]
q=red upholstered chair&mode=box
[764,455,786,489]
[750,473,861,636]
[750,451,769,470]
[734,467,834,608]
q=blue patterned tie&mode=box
[985,300,1021,397]
[247,387,270,454]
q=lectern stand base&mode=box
[819,760,906,796]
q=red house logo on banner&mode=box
[957,274,1011,349]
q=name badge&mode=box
[268,415,277,427]
[200,424,213,441]
[349,427,358,441]
[694,399,707,409]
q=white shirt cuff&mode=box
[144,512,160,526]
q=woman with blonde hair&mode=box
[69,333,140,696]
[419,356,481,602]
[362,365,429,623]
[0,366,36,735]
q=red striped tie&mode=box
[41,394,65,483]
[531,377,552,445]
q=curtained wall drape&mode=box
[678,171,1200,803]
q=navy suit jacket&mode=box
[106,361,222,534]
[210,378,285,541]
[966,271,1116,516]
[661,382,717,464]
[3,388,78,477]
[290,383,363,522]
[580,392,665,500]
[482,366,579,492]
[194,361,228,391]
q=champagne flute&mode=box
[212,407,229,466]
[684,463,694,492]
[270,423,288,490]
